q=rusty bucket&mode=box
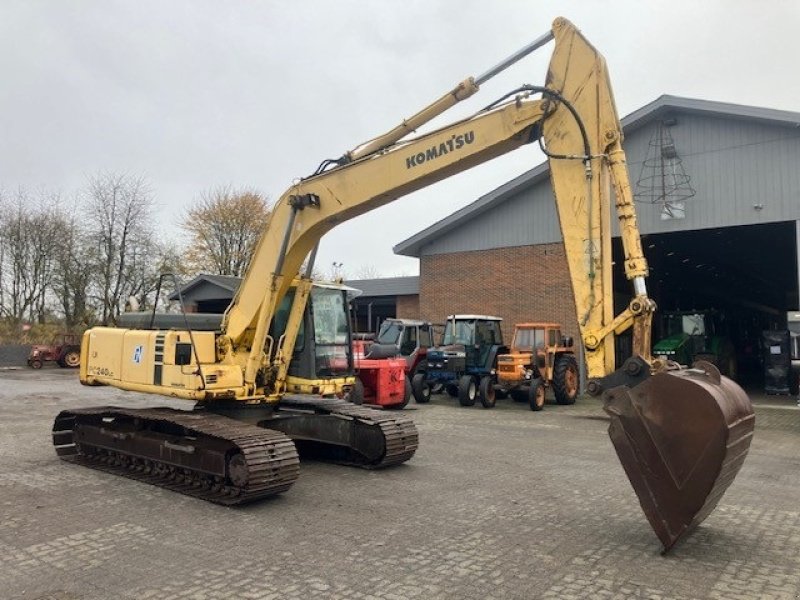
[603,361,755,552]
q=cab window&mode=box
[400,326,417,355]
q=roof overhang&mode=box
[393,95,800,258]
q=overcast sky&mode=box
[2,1,799,278]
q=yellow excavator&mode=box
[53,18,754,552]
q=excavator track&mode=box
[52,407,300,505]
[271,395,418,468]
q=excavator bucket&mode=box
[602,361,755,552]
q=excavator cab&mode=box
[270,283,360,396]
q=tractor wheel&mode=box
[30,359,43,370]
[61,348,81,368]
[457,375,477,407]
[553,354,579,405]
[529,378,545,411]
[412,373,431,403]
[510,388,527,402]
[790,372,800,396]
[446,384,459,398]
[347,378,365,405]
[479,376,496,409]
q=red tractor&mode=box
[368,319,436,376]
[27,334,81,369]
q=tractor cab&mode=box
[368,318,436,373]
[653,310,736,377]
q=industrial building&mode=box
[395,95,800,383]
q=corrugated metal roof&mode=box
[344,276,419,297]
[393,95,800,258]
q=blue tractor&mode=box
[411,315,508,408]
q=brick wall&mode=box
[419,243,579,343]
[395,294,420,319]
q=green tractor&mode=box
[652,310,737,378]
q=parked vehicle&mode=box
[367,318,437,376]
[653,310,737,378]
[28,334,81,369]
[412,315,507,408]
[495,322,579,410]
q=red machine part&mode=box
[352,339,409,408]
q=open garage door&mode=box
[613,221,799,384]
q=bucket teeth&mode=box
[603,366,755,551]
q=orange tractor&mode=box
[495,323,579,411]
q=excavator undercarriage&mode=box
[53,396,418,504]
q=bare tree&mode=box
[85,173,154,325]
[353,264,381,279]
[182,186,271,277]
[51,207,94,328]
[0,190,63,323]
[126,240,192,312]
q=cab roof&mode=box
[383,318,431,326]
[446,315,502,321]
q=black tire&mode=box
[529,378,545,411]
[479,376,496,408]
[790,371,799,396]
[495,388,509,400]
[553,354,579,405]
[510,388,527,403]
[445,384,459,398]
[457,375,477,407]
[30,359,43,369]
[412,373,431,403]
[348,378,365,405]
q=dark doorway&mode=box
[613,221,798,383]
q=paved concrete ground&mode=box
[1,369,799,600]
